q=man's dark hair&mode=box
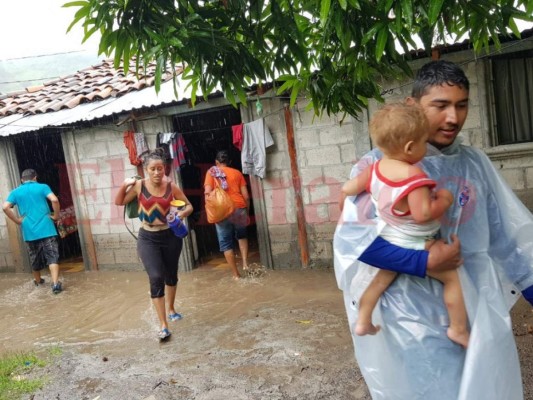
[411,60,470,99]
[216,150,230,164]
[20,168,37,181]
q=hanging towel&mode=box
[123,130,142,166]
[241,118,274,178]
[232,123,244,151]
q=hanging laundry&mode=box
[123,130,142,166]
[241,118,274,178]
[232,123,244,151]
[171,133,189,171]
[134,131,149,160]
[157,132,174,146]
[156,132,174,163]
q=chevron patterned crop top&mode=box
[138,181,172,225]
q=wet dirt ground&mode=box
[1,258,532,400]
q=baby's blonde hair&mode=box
[369,103,429,154]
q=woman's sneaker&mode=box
[52,282,62,294]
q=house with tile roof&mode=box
[1,32,533,274]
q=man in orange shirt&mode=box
[204,150,250,279]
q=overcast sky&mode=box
[0,0,101,61]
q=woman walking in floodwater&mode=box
[115,148,193,341]
[204,150,250,280]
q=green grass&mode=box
[0,352,46,400]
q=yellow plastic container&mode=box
[170,199,186,214]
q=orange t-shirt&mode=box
[204,166,247,209]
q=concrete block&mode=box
[308,183,341,205]
[95,249,116,264]
[526,167,533,189]
[266,152,289,172]
[299,167,324,186]
[462,105,481,131]
[89,219,110,235]
[306,146,341,166]
[328,203,342,222]
[320,164,352,186]
[309,241,333,261]
[319,127,354,146]
[296,129,320,149]
[263,170,292,190]
[81,141,109,159]
[304,204,330,223]
[268,224,297,243]
[309,222,337,240]
[500,168,525,190]
[108,138,129,156]
[114,248,141,264]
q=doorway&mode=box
[12,130,83,270]
[173,106,258,265]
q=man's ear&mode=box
[404,140,415,154]
[405,97,416,106]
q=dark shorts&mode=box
[215,208,248,252]
[27,236,59,271]
[358,236,428,278]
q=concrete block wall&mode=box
[291,102,363,267]
[253,98,301,268]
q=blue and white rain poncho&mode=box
[333,139,533,400]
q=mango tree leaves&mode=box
[64,0,533,118]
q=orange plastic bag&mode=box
[205,180,235,223]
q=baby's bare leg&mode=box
[426,242,469,348]
[355,269,397,336]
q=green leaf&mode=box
[400,0,413,26]
[66,3,90,33]
[508,18,520,38]
[289,81,300,107]
[320,0,331,28]
[428,0,445,25]
[375,26,388,61]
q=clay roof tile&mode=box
[0,58,179,117]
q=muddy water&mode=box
[4,263,531,399]
[0,263,351,356]
[0,262,370,399]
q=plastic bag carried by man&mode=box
[334,60,533,400]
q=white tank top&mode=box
[368,160,441,244]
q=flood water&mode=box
[0,258,350,356]
[2,258,532,399]
[0,256,371,399]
